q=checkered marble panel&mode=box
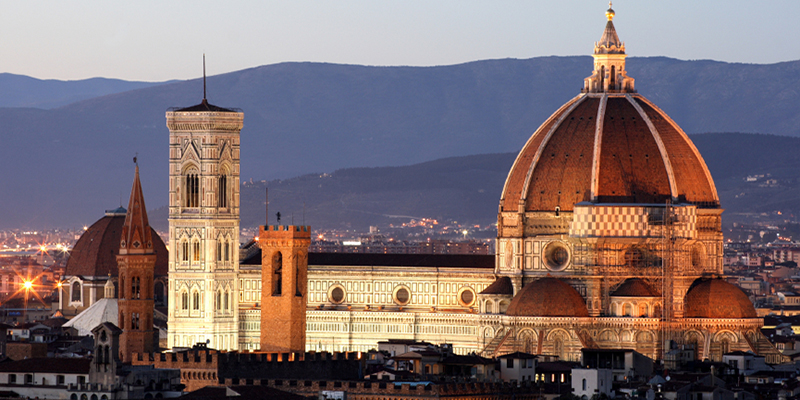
[570,204,696,238]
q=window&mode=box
[57,375,65,385]
[218,175,228,208]
[224,290,229,310]
[192,291,201,310]
[132,277,140,299]
[506,359,513,368]
[224,241,230,262]
[132,313,140,330]
[216,291,221,310]
[9,374,16,384]
[582,378,587,390]
[181,291,189,310]
[181,240,189,262]
[192,240,201,262]
[185,171,199,207]
[71,282,81,302]
[217,241,222,261]
[25,374,32,384]
[273,252,283,295]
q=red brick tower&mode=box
[259,225,311,352]
[117,163,156,361]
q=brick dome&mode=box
[65,209,168,278]
[506,278,589,317]
[500,93,719,212]
[683,278,757,319]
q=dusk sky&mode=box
[1,1,798,82]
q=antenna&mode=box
[203,54,207,101]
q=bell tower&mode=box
[117,163,156,360]
[166,83,244,351]
[258,224,311,353]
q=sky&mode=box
[1,1,798,82]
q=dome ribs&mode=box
[523,97,598,212]
[634,97,719,207]
[596,97,671,204]
[501,95,582,212]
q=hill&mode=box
[2,57,800,228]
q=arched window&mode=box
[610,65,616,90]
[132,277,140,300]
[638,303,648,317]
[218,174,228,208]
[224,240,230,262]
[192,291,201,310]
[71,282,81,302]
[181,240,189,262]
[600,65,605,89]
[181,291,189,310]
[272,252,283,295]
[295,258,302,297]
[120,313,125,330]
[185,170,199,208]
[217,241,222,261]
[192,240,201,263]
[624,303,633,316]
[224,289,229,310]
[131,313,139,330]
[103,345,109,365]
[216,290,221,310]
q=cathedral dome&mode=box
[65,208,168,278]
[499,8,718,213]
[505,278,589,317]
[683,278,757,319]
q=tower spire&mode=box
[120,162,153,255]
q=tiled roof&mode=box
[479,277,513,295]
[684,278,757,318]
[500,94,719,212]
[65,214,168,278]
[611,278,660,297]
[506,278,589,317]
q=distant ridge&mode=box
[0,73,171,109]
[1,56,800,228]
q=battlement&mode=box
[223,378,543,398]
[260,225,312,238]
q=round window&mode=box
[544,242,570,271]
[393,286,411,305]
[458,287,476,307]
[328,285,346,304]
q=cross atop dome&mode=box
[583,4,635,93]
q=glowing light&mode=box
[83,226,88,231]
[24,281,32,290]
[57,282,63,288]
[39,245,46,252]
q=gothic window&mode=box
[132,277,140,299]
[185,171,199,208]
[103,346,109,365]
[192,240,201,263]
[217,241,222,262]
[273,252,283,296]
[295,258,302,297]
[71,282,81,302]
[192,291,200,310]
[610,65,616,89]
[181,291,189,310]
[216,290,221,310]
[132,313,140,330]
[224,289,230,310]
[224,240,230,262]
[218,175,228,208]
[181,240,189,262]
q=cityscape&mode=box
[2,3,800,400]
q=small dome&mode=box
[65,213,168,278]
[506,278,589,317]
[480,277,514,295]
[611,278,660,297]
[684,278,757,318]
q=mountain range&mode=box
[1,56,799,229]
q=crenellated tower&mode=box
[258,225,311,353]
[117,163,157,360]
[166,91,244,351]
